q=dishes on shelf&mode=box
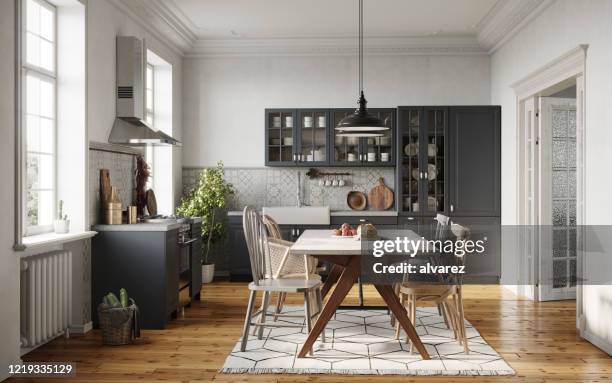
[270,138,281,145]
[427,196,438,211]
[304,116,313,128]
[347,153,357,162]
[411,168,420,180]
[428,143,437,157]
[283,137,293,145]
[285,116,293,128]
[380,152,390,162]
[404,143,418,156]
[272,116,281,128]
[318,116,326,127]
[428,164,437,180]
[377,136,391,146]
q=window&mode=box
[23,0,57,235]
[145,62,154,189]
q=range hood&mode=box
[108,36,180,146]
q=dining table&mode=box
[290,229,430,359]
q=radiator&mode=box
[20,250,73,349]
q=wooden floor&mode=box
[16,282,611,383]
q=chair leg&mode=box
[442,300,458,340]
[251,294,266,335]
[241,290,257,352]
[315,288,325,343]
[409,295,416,354]
[257,291,270,340]
[304,291,313,355]
[456,289,469,354]
[390,283,400,327]
[439,303,450,329]
[395,293,406,340]
[273,292,284,322]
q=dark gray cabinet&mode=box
[265,108,395,167]
[92,229,179,329]
[190,222,202,300]
[448,106,501,217]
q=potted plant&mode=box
[177,161,233,283]
[54,200,70,234]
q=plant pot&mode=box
[54,219,70,234]
[201,263,215,284]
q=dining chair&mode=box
[240,206,324,353]
[395,222,470,354]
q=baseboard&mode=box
[69,321,93,334]
[581,329,612,355]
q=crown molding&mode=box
[186,36,487,58]
[477,0,554,54]
[108,0,196,56]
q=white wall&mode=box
[86,0,183,209]
[490,0,612,353]
[183,54,490,167]
[0,1,23,379]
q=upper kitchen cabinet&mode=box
[448,106,501,216]
[397,107,448,216]
[296,109,329,165]
[266,109,298,166]
[329,108,395,167]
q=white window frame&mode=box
[145,62,154,190]
[22,0,58,236]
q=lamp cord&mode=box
[359,0,363,95]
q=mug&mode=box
[318,179,324,187]
[332,179,339,187]
[338,179,346,187]
[324,179,332,187]
[285,116,293,128]
[272,116,281,127]
[304,116,313,128]
[318,116,326,127]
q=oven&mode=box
[178,223,197,309]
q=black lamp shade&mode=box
[336,91,389,134]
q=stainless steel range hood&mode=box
[108,36,180,146]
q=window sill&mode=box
[15,231,97,252]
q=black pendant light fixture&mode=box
[336,0,388,137]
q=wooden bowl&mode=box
[347,191,367,211]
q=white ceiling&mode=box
[167,0,498,39]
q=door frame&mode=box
[512,46,587,318]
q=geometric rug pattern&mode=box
[220,306,515,375]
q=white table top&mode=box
[290,229,422,255]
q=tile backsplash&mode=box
[89,147,138,225]
[182,167,395,211]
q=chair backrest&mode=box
[433,213,450,240]
[262,214,283,240]
[243,206,271,284]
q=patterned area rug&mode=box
[220,306,514,375]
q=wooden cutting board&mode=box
[368,178,394,210]
[145,189,157,216]
[100,169,111,205]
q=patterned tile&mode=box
[221,306,515,375]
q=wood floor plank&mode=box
[11,282,611,382]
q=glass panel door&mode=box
[331,110,360,165]
[399,108,421,214]
[297,110,327,163]
[362,110,394,165]
[267,110,294,164]
[424,108,446,214]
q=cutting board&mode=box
[100,169,111,205]
[368,178,394,210]
[145,189,157,216]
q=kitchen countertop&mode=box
[93,223,183,232]
[227,210,398,216]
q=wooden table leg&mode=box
[374,283,430,359]
[298,257,360,358]
[321,263,343,298]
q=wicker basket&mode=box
[98,303,135,345]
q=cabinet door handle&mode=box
[293,154,296,161]
[450,204,454,213]
[424,172,428,180]
[419,171,424,179]
[406,217,414,221]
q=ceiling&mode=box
[167,0,497,39]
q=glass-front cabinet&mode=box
[266,109,297,165]
[329,108,395,167]
[397,106,448,216]
[297,109,328,165]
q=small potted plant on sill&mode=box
[54,200,70,234]
[177,161,234,284]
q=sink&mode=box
[262,206,330,225]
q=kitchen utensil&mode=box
[106,187,122,225]
[368,178,394,210]
[145,189,157,216]
[272,116,281,127]
[404,143,418,156]
[317,116,326,127]
[428,143,437,157]
[283,137,293,145]
[128,206,137,224]
[347,191,367,210]
[285,116,293,128]
[428,164,437,180]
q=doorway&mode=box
[513,46,586,302]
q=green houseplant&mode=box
[177,161,233,283]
